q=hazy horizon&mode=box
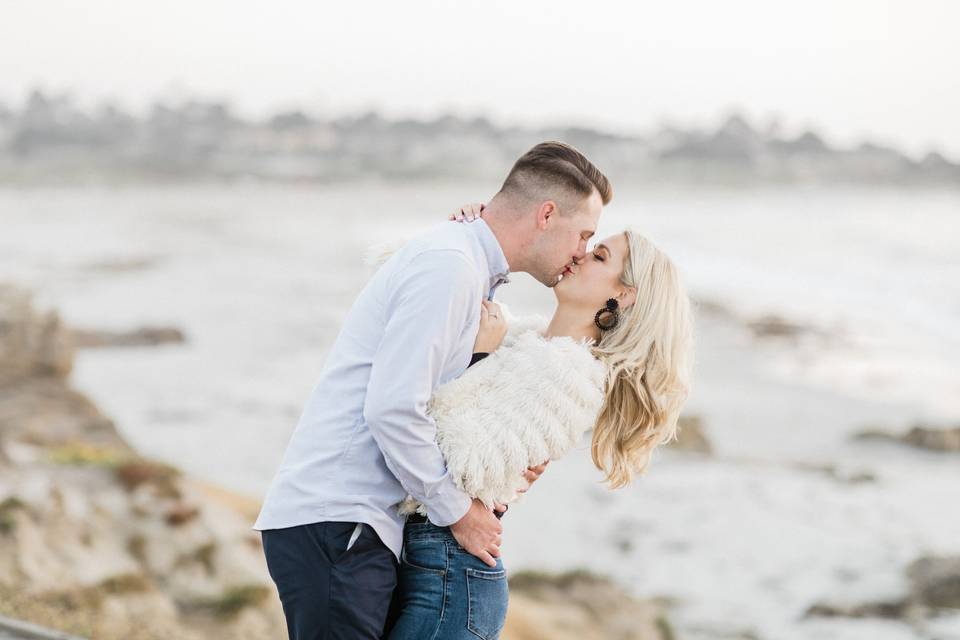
[3,0,959,158]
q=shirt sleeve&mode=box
[363,249,478,526]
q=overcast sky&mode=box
[2,0,958,158]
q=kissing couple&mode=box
[254,141,694,640]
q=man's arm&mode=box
[362,249,477,526]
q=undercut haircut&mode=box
[498,141,612,210]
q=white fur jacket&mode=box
[398,307,607,517]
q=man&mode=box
[254,141,612,639]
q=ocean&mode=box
[2,182,958,639]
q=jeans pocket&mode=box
[400,539,447,575]
[466,567,508,640]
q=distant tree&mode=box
[270,111,312,130]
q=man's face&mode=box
[528,189,603,288]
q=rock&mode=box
[906,555,960,609]
[853,428,897,443]
[746,314,820,340]
[164,503,200,527]
[854,423,960,453]
[71,327,186,348]
[900,426,960,452]
[0,285,74,385]
[503,570,673,640]
[691,297,735,319]
[804,600,908,619]
[0,377,126,450]
[668,414,713,455]
[80,257,161,274]
[791,462,877,485]
[805,555,960,623]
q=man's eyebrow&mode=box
[582,231,595,239]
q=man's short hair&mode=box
[499,141,612,208]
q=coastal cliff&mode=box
[0,284,286,639]
[0,283,671,640]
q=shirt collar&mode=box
[467,219,511,295]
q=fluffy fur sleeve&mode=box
[497,303,549,347]
[400,329,606,516]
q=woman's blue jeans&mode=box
[386,520,508,640]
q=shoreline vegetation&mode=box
[1,89,958,188]
[0,283,676,640]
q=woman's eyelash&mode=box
[594,253,605,262]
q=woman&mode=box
[387,205,694,640]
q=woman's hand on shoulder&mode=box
[474,300,507,353]
[449,202,485,223]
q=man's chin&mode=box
[540,273,562,288]
[530,268,566,288]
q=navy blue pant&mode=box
[262,521,399,640]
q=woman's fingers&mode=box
[529,460,549,474]
[519,459,550,490]
[482,300,501,316]
[450,203,485,222]
[478,550,497,568]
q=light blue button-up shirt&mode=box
[253,219,510,559]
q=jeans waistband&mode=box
[403,518,455,542]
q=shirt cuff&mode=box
[424,479,472,527]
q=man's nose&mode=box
[577,240,589,259]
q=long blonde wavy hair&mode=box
[590,230,694,488]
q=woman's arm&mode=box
[432,333,605,509]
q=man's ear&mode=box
[535,201,557,230]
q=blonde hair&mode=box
[590,230,694,488]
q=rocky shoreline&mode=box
[0,283,287,639]
[805,555,960,633]
[0,283,673,640]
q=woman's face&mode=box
[554,232,630,311]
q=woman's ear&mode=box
[618,287,637,310]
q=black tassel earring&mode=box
[594,298,620,332]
